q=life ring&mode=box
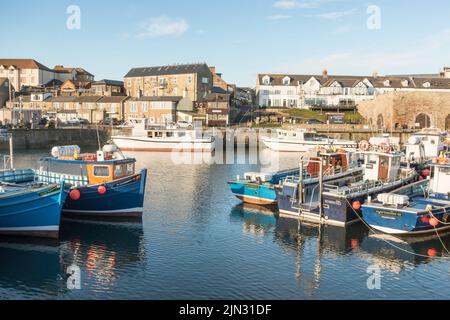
[358,140,370,151]
[83,154,97,162]
[379,143,391,153]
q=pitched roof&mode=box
[127,96,183,102]
[124,63,210,78]
[97,96,129,103]
[61,79,92,89]
[53,65,94,77]
[205,92,230,102]
[258,73,450,90]
[0,59,52,71]
[92,79,124,86]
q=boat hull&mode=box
[0,184,67,239]
[262,137,357,153]
[63,169,147,218]
[277,174,415,227]
[362,199,450,236]
[239,166,363,208]
[112,136,215,153]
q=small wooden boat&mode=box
[0,169,67,239]
[228,149,363,206]
[36,144,147,217]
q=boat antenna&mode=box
[96,124,101,151]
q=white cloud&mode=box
[317,9,357,20]
[137,16,189,39]
[268,15,292,20]
[273,1,318,9]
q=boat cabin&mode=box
[306,151,352,177]
[406,128,446,159]
[37,145,136,186]
[359,151,402,182]
[275,129,325,141]
[430,158,450,195]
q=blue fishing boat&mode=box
[228,150,363,206]
[362,156,450,236]
[276,147,418,226]
[0,169,67,239]
[36,144,147,217]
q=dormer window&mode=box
[262,75,271,85]
[383,80,391,87]
[423,82,431,88]
[401,80,409,87]
[283,76,291,86]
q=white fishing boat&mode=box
[261,129,357,153]
[112,119,215,152]
[403,127,447,162]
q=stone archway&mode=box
[377,114,384,129]
[446,114,450,130]
[415,113,431,129]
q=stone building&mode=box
[205,92,230,127]
[124,63,213,102]
[124,96,181,124]
[91,79,125,96]
[0,78,9,108]
[357,91,450,130]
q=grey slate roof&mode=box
[124,63,210,78]
[127,96,183,102]
[92,79,124,86]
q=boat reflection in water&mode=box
[0,217,144,299]
[59,218,145,288]
[230,204,449,296]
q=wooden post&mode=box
[298,158,304,217]
[318,157,324,222]
[9,134,14,170]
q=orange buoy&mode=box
[98,185,107,195]
[352,201,361,211]
[429,218,439,227]
[427,248,437,257]
[420,216,430,224]
[351,239,359,250]
[69,189,81,201]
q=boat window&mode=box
[166,132,174,138]
[114,165,124,177]
[366,154,378,164]
[391,157,400,169]
[178,132,186,138]
[126,163,134,175]
[304,133,314,141]
[155,132,163,138]
[93,166,110,177]
[148,132,153,138]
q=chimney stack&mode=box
[322,69,328,79]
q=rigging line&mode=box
[345,198,450,260]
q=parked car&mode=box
[177,121,194,129]
[100,118,119,126]
[67,118,89,125]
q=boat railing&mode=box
[35,170,89,187]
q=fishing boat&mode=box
[261,129,357,153]
[362,155,450,236]
[228,149,363,206]
[403,128,447,166]
[36,144,147,217]
[276,144,418,226]
[0,169,67,239]
[112,118,215,152]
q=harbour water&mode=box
[0,150,449,300]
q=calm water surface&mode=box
[0,149,449,300]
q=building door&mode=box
[415,113,431,129]
[377,114,384,129]
[446,114,450,130]
[378,156,389,181]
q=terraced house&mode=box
[124,63,213,103]
[256,67,450,109]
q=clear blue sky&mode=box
[1,0,450,86]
